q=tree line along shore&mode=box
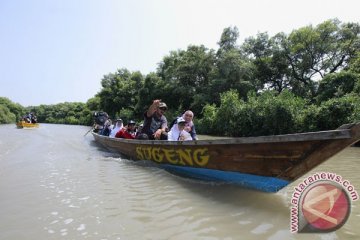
[1,19,359,137]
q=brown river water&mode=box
[0,124,359,240]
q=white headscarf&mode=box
[182,110,194,127]
[109,121,123,138]
[168,124,192,141]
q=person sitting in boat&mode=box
[115,120,136,139]
[182,110,198,140]
[101,118,113,136]
[135,124,150,139]
[170,110,198,140]
[31,114,38,123]
[168,117,192,141]
[93,111,108,133]
[138,99,168,140]
[23,115,31,123]
[109,118,123,138]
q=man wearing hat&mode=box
[139,99,168,140]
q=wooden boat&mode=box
[16,121,39,129]
[91,123,360,192]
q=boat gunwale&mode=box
[92,128,352,146]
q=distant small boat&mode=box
[91,123,360,192]
[16,121,39,129]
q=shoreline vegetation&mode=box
[1,19,360,137]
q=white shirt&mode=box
[109,123,123,138]
[168,124,192,141]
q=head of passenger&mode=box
[183,110,194,123]
[105,119,112,127]
[127,120,136,131]
[157,102,167,116]
[115,118,123,127]
[177,117,186,131]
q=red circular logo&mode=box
[301,182,350,232]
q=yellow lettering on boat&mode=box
[162,148,178,164]
[135,147,210,167]
[143,147,152,160]
[193,148,210,166]
[152,148,163,163]
[176,149,193,166]
[136,147,144,159]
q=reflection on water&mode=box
[0,124,359,239]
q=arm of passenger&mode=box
[161,120,168,132]
[190,125,198,140]
[146,99,161,118]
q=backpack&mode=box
[94,111,108,126]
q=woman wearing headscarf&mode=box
[181,110,198,140]
[168,117,192,141]
[109,119,123,138]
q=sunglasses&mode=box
[159,107,167,111]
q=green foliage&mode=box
[303,95,360,131]
[30,102,92,125]
[317,98,354,130]
[316,72,360,102]
[135,73,167,115]
[156,45,217,111]
[217,26,239,53]
[348,52,360,74]
[86,97,101,111]
[354,79,360,94]
[243,32,291,92]
[197,104,218,134]
[230,90,306,136]
[213,90,243,135]
[243,19,360,99]
[302,94,360,131]
[116,108,135,124]
[65,116,80,125]
[198,90,309,137]
[298,104,320,132]
[0,104,16,123]
[96,69,143,118]
[214,48,256,100]
[0,97,26,122]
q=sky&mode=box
[0,0,359,107]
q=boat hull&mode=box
[160,164,289,192]
[91,123,360,192]
[16,122,39,128]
